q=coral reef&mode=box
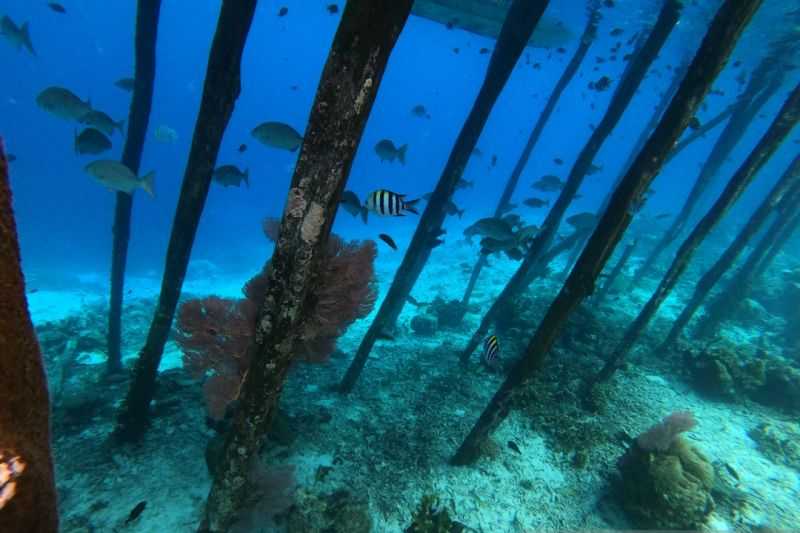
[617,427,715,529]
[286,489,372,533]
[428,297,467,329]
[405,494,468,533]
[410,314,437,336]
[747,422,800,471]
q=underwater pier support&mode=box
[339,0,551,394]
[460,5,599,307]
[107,0,162,375]
[458,0,682,364]
[451,0,764,466]
[0,138,58,532]
[114,0,257,443]
[694,184,800,339]
[200,1,414,530]
[594,81,800,386]
[632,53,787,287]
[659,153,800,351]
[594,238,638,304]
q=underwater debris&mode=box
[374,138,408,164]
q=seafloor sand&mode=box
[28,236,800,532]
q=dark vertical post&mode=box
[659,154,800,350]
[339,0,552,393]
[460,6,599,307]
[114,0,257,443]
[459,0,682,364]
[665,104,735,164]
[695,187,800,339]
[451,0,763,466]
[632,57,786,286]
[200,2,413,530]
[0,138,58,532]
[594,82,800,385]
[107,0,162,374]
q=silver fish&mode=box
[251,121,303,151]
[84,160,155,197]
[36,87,91,121]
[0,16,35,55]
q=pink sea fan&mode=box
[637,410,697,452]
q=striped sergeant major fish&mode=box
[483,335,499,367]
[365,189,420,219]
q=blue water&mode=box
[2,0,800,531]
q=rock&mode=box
[617,436,715,529]
[405,494,468,532]
[429,297,467,329]
[286,489,372,533]
[410,314,437,336]
[748,422,800,471]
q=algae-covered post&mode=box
[339,0,552,394]
[0,138,59,532]
[114,0,257,443]
[451,0,765,467]
[659,153,800,351]
[695,184,800,340]
[594,238,637,304]
[632,51,789,287]
[107,0,161,375]
[665,103,735,163]
[594,81,800,386]
[459,0,683,365]
[460,5,600,308]
[200,1,414,530]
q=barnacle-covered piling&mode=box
[339,0,551,394]
[695,184,800,339]
[0,138,58,532]
[660,153,800,351]
[633,46,791,286]
[459,0,682,365]
[107,0,161,374]
[460,5,600,307]
[594,81,800,386]
[199,2,413,530]
[114,0,257,443]
[451,0,762,466]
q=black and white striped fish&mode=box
[365,189,420,217]
[483,335,499,366]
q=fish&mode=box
[479,47,490,54]
[84,160,155,197]
[421,192,463,218]
[339,190,367,222]
[411,105,430,119]
[81,110,125,137]
[35,87,91,121]
[523,197,549,208]
[251,121,303,151]
[471,147,483,157]
[452,47,459,54]
[463,217,514,242]
[566,212,597,229]
[365,190,419,217]
[491,154,497,167]
[213,165,249,188]
[154,124,178,144]
[0,16,35,55]
[480,236,518,255]
[610,28,624,36]
[531,175,564,192]
[114,77,135,91]
[47,3,66,14]
[501,213,523,229]
[74,128,112,155]
[456,178,473,190]
[483,335,499,366]
[688,117,701,130]
[238,143,247,153]
[589,76,612,91]
[326,4,339,14]
[508,441,522,453]
[378,234,397,250]
[587,163,603,176]
[374,139,407,164]
[554,158,564,165]
[654,212,672,220]
[278,6,288,16]
[125,501,147,525]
